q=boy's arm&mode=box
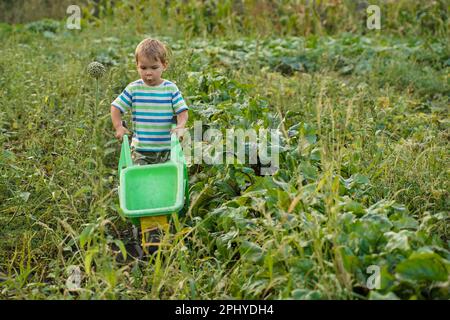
[176,110,188,129]
[171,110,188,140]
[111,105,130,140]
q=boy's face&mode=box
[136,54,167,86]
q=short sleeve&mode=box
[171,86,188,114]
[111,85,133,113]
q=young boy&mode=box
[111,38,188,165]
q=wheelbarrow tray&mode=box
[119,161,185,218]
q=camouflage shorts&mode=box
[131,148,170,165]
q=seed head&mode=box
[87,61,106,79]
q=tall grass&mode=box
[0,0,83,23]
[1,0,448,37]
[91,0,449,37]
[0,4,448,300]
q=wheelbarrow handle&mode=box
[170,130,183,163]
[118,133,133,175]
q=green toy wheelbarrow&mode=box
[118,131,189,251]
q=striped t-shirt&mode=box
[112,79,188,152]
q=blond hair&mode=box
[135,38,169,65]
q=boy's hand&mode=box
[115,126,130,141]
[171,126,186,142]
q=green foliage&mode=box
[0,7,448,300]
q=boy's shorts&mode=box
[131,148,170,165]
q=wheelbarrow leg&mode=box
[140,215,170,254]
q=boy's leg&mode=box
[131,149,170,165]
[155,150,170,163]
[131,147,149,165]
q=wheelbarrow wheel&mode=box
[110,226,143,262]
[128,225,159,258]
[142,227,165,255]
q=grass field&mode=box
[0,1,449,299]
